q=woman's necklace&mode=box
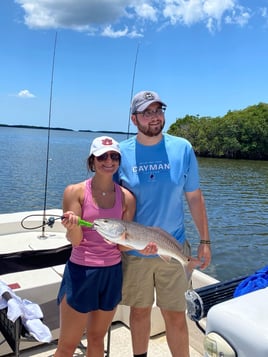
[91,179,115,197]
[101,191,109,196]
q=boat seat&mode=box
[0,307,22,357]
[0,306,111,356]
[186,275,248,332]
[0,246,111,356]
[0,289,46,357]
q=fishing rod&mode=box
[21,214,93,230]
[127,41,140,139]
[40,32,58,239]
[21,38,139,233]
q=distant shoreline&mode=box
[0,124,136,136]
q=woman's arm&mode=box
[121,187,136,222]
[62,182,84,246]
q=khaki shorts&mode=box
[121,240,191,311]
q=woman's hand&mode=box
[61,211,79,231]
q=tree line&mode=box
[167,102,268,160]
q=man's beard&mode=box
[136,118,165,137]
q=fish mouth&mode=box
[92,222,102,231]
[93,220,107,228]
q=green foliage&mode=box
[167,103,268,160]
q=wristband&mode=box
[200,240,211,245]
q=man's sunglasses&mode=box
[95,152,121,162]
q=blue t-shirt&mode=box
[115,133,200,257]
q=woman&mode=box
[54,136,136,357]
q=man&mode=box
[116,90,211,357]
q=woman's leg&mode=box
[86,308,116,357]
[54,296,88,357]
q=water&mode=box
[0,127,267,281]
[188,157,268,281]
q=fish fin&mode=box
[125,244,137,249]
[184,257,201,281]
[149,226,169,235]
[104,238,115,245]
[148,227,184,250]
[159,256,193,281]
[185,262,194,281]
[159,255,172,263]
[104,232,126,245]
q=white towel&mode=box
[7,298,24,322]
[0,280,52,342]
[0,281,14,309]
[22,318,52,343]
[23,299,43,320]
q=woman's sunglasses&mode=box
[95,152,121,162]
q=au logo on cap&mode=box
[102,138,113,146]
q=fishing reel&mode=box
[21,214,63,230]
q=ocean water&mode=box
[0,126,267,281]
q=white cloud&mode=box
[134,2,158,22]
[15,0,132,30]
[101,26,128,38]
[14,0,258,36]
[17,89,36,98]
[260,7,268,18]
[163,0,204,26]
[225,9,251,27]
[163,0,250,32]
[101,25,143,38]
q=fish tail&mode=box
[185,260,194,281]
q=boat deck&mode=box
[3,322,203,357]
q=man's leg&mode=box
[130,306,152,356]
[161,309,190,357]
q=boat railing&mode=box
[186,275,248,333]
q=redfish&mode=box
[94,218,195,280]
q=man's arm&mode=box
[185,189,211,269]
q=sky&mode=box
[1,0,268,132]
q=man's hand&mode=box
[140,242,158,255]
